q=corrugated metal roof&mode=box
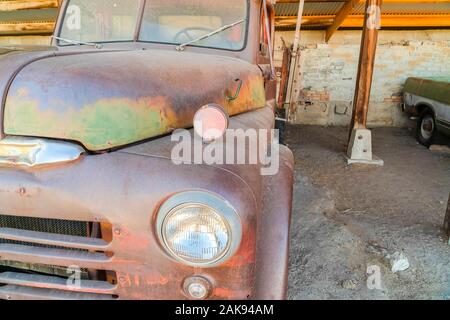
[275,1,450,16]
[276,2,345,16]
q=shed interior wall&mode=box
[275,29,450,127]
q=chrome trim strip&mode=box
[0,228,110,251]
[0,137,84,168]
[0,243,113,269]
[0,285,117,300]
[0,272,117,295]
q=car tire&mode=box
[416,109,436,147]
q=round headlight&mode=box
[157,191,242,267]
[163,204,230,263]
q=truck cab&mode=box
[0,0,293,300]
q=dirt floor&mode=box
[286,125,450,300]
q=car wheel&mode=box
[416,109,436,147]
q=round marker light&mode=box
[183,277,212,300]
[193,104,229,142]
[188,283,207,299]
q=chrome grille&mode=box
[0,215,90,251]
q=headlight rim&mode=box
[156,191,242,268]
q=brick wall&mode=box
[275,30,450,127]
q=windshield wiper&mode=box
[52,36,103,49]
[176,19,245,51]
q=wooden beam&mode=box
[277,39,292,108]
[276,0,450,3]
[0,21,55,34]
[276,0,346,2]
[349,0,382,132]
[342,14,450,27]
[275,14,450,28]
[0,0,60,11]
[276,15,334,27]
[326,0,359,42]
[379,0,450,2]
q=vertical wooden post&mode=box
[346,0,384,165]
[349,0,382,134]
[277,38,292,109]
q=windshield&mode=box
[59,0,248,51]
[139,0,248,50]
[59,0,141,44]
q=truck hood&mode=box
[0,45,58,138]
[2,48,265,151]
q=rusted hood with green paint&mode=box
[2,49,266,151]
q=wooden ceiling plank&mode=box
[342,14,450,27]
[0,21,55,34]
[0,0,60,12]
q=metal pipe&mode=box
[263,0,276,79]
[285,0,305,113]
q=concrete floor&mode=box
[286,126,450,300]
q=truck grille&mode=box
[0,215,118,300]
[0,215,89,237]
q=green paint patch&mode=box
[5,95,171,151]
[227,75,266,114]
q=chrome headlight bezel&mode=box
[156,191,242,268]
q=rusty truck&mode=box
[0,0,294,300]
